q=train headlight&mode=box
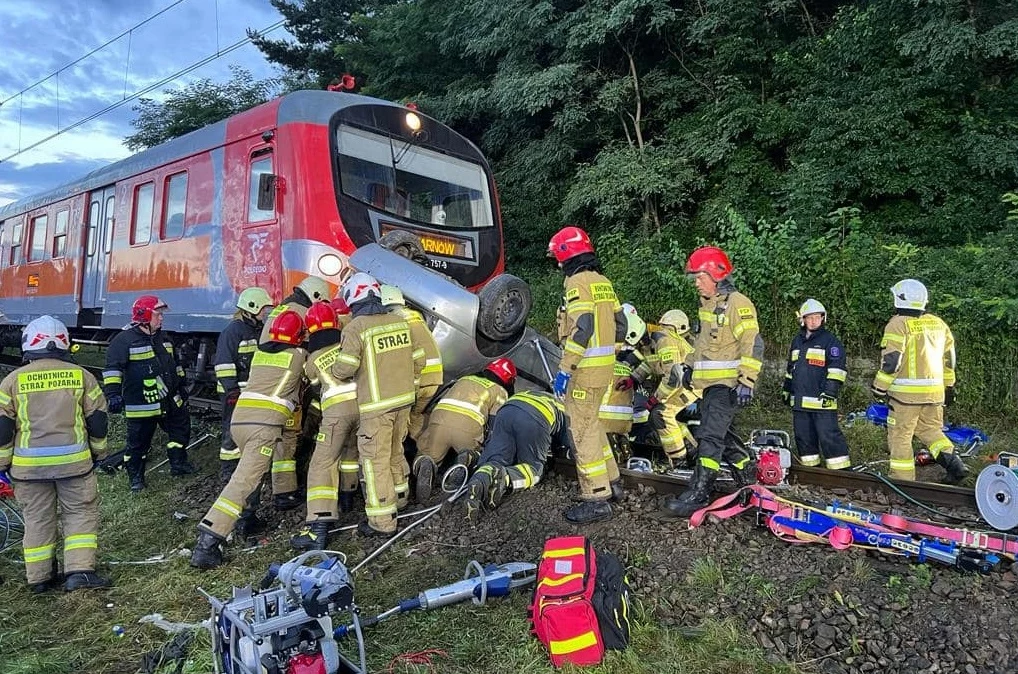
[318,254,344,277]
[405,112,422,133]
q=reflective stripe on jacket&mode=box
[330,313,423,415]
[872,313,955,404]
[233,346,308,426]
[687,287,763,390]
[214,317,261,393]
[784,327,847,411]
[557,271,621,383]
[103,326,183,415]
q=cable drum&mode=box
[975,460,1018,531]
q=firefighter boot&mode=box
[273,492,301,511]
[610,479,625,503]
[564,500,613,524]
[462,471,492,523]
[338,490,357,513]
[730,458,757,488]
[126,463,146,493]
[662,464,718,518]
[168,447,197,476]
[190,531,226,570]
[234,511,268,540]
[357,519,397,539]
[290,521,330,551]
[413,455,437,503]
[219,459,239,484]
[936,451,970,485]
[64,571,111,592]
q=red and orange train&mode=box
[0,91,529,360]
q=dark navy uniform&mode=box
[214,315,261,473]
[104,326,191,482]
[783,327,850,469]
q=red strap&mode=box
[880,514,1018,559]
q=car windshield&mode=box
[336,124,494,229]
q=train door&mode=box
[81,185,116,314]
[224,142,283,300]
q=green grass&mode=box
[1,420,798,674]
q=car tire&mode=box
[477,274,531,341]
[378,230,429,265]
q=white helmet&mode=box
[236,287,274,314]
[797,298,827,325]
[379,284,405,307]
[22,315,71,353]
[341,272,381,306]
[297,276,332,303]
[891,279,928,311]
[621,303,646,346]
[659,309,690,335]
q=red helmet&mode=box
[685,246,733,282]
[547,226,594,264]
[330,297,351,316]
[268,310,306,344]
[485,357,517,387]
[132,295,168,323]
[305,302,338,334]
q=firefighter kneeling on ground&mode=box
[871,279,968,484]
[460,391,575,522]
[260,275,333,510]
[215,286,275,483]
[191,310,309,570]
[597,304,646,457]
[412,358,516,503]
[548,225,626,524]
[332,273,424,538]
[380,285,444,445]
[664,246,763,518]
[291,300,360,552]
[0,316,110,592]
[619,308,698,467]
[783,299,851,470]
[103,295,194,492]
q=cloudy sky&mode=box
[0,0,285,207]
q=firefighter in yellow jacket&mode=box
[259,275,332,509]
[191,310,308,569]
[872,279,968,484]
[664,247,763,518]
[332,273,424,537]
[548,226,625,524]
[597,304,646,452]
[380,285,443,441]
[413,358,516,502]
[291,301,360,551]
[0,316,110,592]
[619,309,698,466]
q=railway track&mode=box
[1,354,977,511]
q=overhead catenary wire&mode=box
[0,17,286,165]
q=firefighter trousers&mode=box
[200,424,281,538]
[305,413,359,522]
[125,396,191,475]
[793,410,850,469]
[409,384,440,442]
[694,385,751,471]
[565,380,618,501]
[477,405,550,490]
[272,407,301,495]
[357,407,410,533]
[417,421,481,464]
[15,472,99,583]
[887,400,953,481]
[658,402,696,462]
[219,392,240,464]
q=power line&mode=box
[0,0,190,109]
[0,18,286,165]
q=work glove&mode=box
[781,390,792,407]
[870,385,888,405]
[684,400,699,416]
[224,388,241,408]
[615,376,635,392]
[944,386,956,407]
[553,371,571,399]
[734,384,753,408]
[681,367,693,389]
[107,393,124,414]
[0,469,10,485]
[819,392,837,409]
[646,397,666,430]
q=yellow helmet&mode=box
[659,309,690,335]
[296,276,332,303]
[236,287,274,314]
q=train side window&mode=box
[248,154,274,222]
[28,214,48,262]
[131,182,154,245]
[87,200,100,256]
[10,220,22,265]
[53,209,69,258]
[162,172,187,240]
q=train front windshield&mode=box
[331,106,503,289]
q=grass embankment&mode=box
[1,413,797,674]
